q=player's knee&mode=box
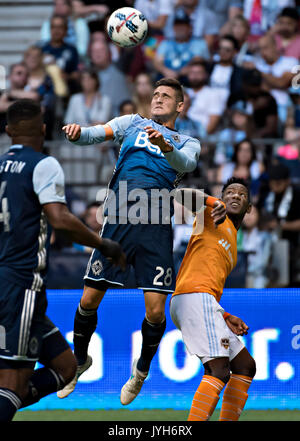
[145,307,165,324]
[204,358,231,384]
[240,354,256,379]
[231,350,256,379]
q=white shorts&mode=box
[170,292,244,364]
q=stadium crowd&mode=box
[0,0,300,288]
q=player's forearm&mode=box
[71,125,107,145]
[163,142,200,173]
[175,188,207,212]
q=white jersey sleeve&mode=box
[33,156,66,205]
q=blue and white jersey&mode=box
[0,145,66,289]
[75,114,201,223]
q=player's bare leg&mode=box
[57,285,105,398]
[0,367,33,421]
[120,291,167,405]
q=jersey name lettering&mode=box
[0,160,26,174]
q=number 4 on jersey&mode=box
[0,181,10,232]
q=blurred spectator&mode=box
[286,86,300,131]
[185,60,223,134]
[216,138,265,199]
[214,101,252,164]
[175,90,205,138]
[153,15,210,82]
[244,0,296,39]
[0,63,39,134]
[276,127,300,182]
[165,0,243,52]
[261,162,300,286]
[72,0,109,18]
[209,35,244,114]
[272,7,300,59]
[119,99,137,116]
[173,197,194,274]
[227,15,255,65]
[241,205,274,288]
[40,0,90,57]
[252,34,297,123]
[89,40,131,116]
[23,46,56,139]
[40,14,80,94]
[134,0,174,35]
[64,68,112,125]
[132,72,153,119]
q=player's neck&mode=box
[153,117,176,130]
[227,213,242,230]
[11,137,43,152]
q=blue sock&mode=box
[0,388,22,421]
[21,367,65,408]
[137,316,166,373]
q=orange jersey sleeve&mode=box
[173,206,238,303]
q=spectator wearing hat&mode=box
[272,7,300,60]
[260,163,300,286]
[153,15,210,82]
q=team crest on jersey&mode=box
[221,338,230,349]
[172,134,180,142]
[92,260,103,276]
[29,337,39,356]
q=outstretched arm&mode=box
[175,188,226,227]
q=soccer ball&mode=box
[106,7,148,48]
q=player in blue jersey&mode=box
[59,78,201,404]
[0,99,125,421]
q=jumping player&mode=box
[170,177,256,421]
[59,78,201,403]
[0,99,125,421]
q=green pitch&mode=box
[13,409,300,421]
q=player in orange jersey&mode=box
[170,177,256,421]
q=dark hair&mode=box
[51,14,68,29]
[154,78,184,103]
[232,138,257,165]
[222,177,250,200]
[267,163,290,180]
[9,62,27,75]
[278,7,299,21]
[81,68,100,90]
[221,34,239,51]
[119,99,136,113]
[187,59,209,73]
[7,99,42,125]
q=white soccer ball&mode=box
[106,7,148,48]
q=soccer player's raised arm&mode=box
[175,188,226,227]
[62,114,135,146]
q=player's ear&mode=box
[176,101,184,113]
[246,203,252,214]
[5,125,12,137]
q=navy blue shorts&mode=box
[0,277,69,367]
[84,222,175,294]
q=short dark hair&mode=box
[278,7,299,21]
[51,14,68,29]
[154,78,184,103]
[222,177,250,200]
[221,34,239,51]
[188,59,208,73]
[7,99,42,126]
[267,163,290,180]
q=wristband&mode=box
[223,311,231,320]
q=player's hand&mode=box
[62,123,81,141]
[211,200,226,228]
[99,238,127,271]
[144,126,173,153]
[224,314,249,336]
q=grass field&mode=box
[13,409,300,421]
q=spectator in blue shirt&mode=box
[153,15,210,84]
[40,14,80,94]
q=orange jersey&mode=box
[173,206,237,303]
